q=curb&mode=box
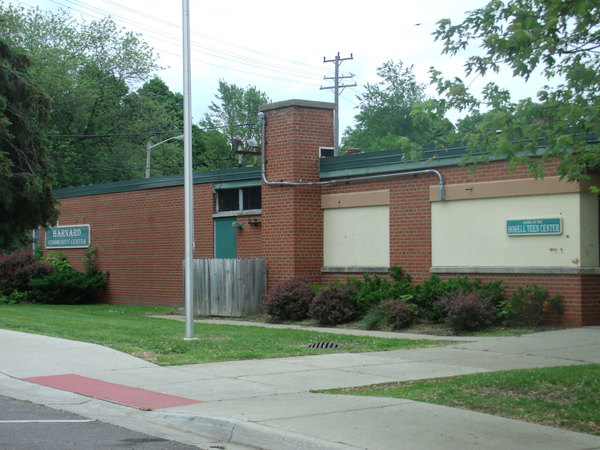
[154,411,356,450]
[1,372,353,449]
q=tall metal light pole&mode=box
[182,0,195,339]
[145,135,184,179]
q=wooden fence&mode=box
[192,258,267,317]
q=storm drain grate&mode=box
[307,341,340,349]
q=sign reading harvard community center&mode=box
[45,225,90,249]
[506,218,562,236]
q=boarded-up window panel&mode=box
[431,193,598,268]
[323,205,390,268]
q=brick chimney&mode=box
[259,100,335,289]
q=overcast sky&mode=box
[10,0,544,134]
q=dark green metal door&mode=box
[214,217,237,258]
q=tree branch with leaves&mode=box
[342,60,455,153]
[432,0,600,185]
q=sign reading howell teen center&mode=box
[45,225,90,248]
[506,218,562,236]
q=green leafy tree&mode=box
[0,3,159,187]
[342,60,455,153]
[49,65,135,186]
[432,0,600,184]
[201,80,270,167]
[192,128,231,171]
[0,38,58,251]
[123,77,184,177]
[122,76,232,174]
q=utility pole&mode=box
[321,52,356,156]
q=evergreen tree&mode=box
[0,38,58,251]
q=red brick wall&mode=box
[321,160,562,282]
[260,102,334,289]
[319,161,597,327]
[235,214,263,259]
[45,183,215,306]
[581,274,600,326]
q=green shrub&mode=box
[389,266,412,284]
[309,285,357,325]
[361,296,416,330]
[263,277,313,321]
[347,270,413,316]
[0,290,31,304]
[474,280,505,305]
[413,274,456,322]
[414,275,506,322]
[500,283,562,326]
[437,290,497,333]
[29,248,107,305]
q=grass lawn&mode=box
[0,304,441,365]
[321,364,600,436]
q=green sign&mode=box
[506,218,562,236]
[45,225,90,248]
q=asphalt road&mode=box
[0,395,201,449]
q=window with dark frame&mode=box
[217,186,261,213]
[217,188,239,212]
[242,186,261,211]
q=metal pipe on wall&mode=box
[258,112,445,200]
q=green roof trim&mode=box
[53,146,477,199]
[213,179,262,190]
[53,166,261,199]
[321,134,599,179]
[53,138,567,200]
[319,146,473,178]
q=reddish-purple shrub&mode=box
[378,299,415,330]
[309,285,357,325]
[437,290,497,332]
[263,278,313,321]
[0,250,53,295]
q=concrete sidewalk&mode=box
[0,325,599,449]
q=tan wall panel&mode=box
[432,193,589,268]
[322,190,389,209]
[430,177,583,202]
[323,205,390,267]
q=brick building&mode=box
[48,99,600,327]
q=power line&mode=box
[47,131,180,139]
[53,156,237,173]
[46,122,258,139]
[39,0,326,86]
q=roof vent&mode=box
[319,147,335,158]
